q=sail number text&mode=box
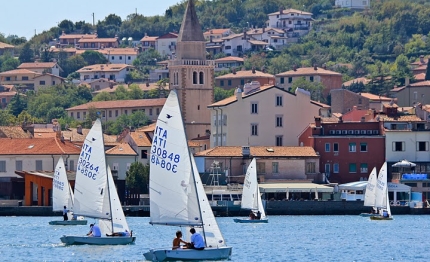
[151,127,180,173]
[53,170,64,190]
[77,144,99,180]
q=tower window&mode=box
[198,105,200,110]
[193,71,198,84]
[199,72,204,84]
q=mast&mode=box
[100,118,114,234]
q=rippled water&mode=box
[0,215,429,261]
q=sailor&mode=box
[63,206,69,221]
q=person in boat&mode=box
[63,206,69,221]
[382,210,389,218]
[87,224,101,237]
[71,213,77,220]
[188,228,205,250]
[249,211,256,220]
[256,211,261,220]
[106,230,131,237]
[172,230,188,250]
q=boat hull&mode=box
[233,218,268,223]
[49,220,88,225]
[60,235,136,245]
[370,216,393,221]
[359,213,378,217]
[143,246,232,261]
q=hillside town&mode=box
[0,0,429,211]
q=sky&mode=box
[0,0,181,40]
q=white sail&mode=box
[375,162,388,209]
[240,159,266,219]
[52,157,71,211]
[73,119,110,219]
[149,90,201,226]
[363,167,378,207]
[191,154,226,248]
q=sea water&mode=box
[0,215,428,262]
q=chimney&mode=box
[315,116,321,128]
[232,68,236,74]
[262,27,265,33]
[338,116,343,123]
[210,35,213,43]
[420,55,424,64]
[144,32,148,37]
[77,125,83,135]
[360,116,365,122]
[279,7,283,14]
[314,64,318,71]
[322,63,327,70]
[261,66,266,73]
[252,67,256,74]
[405,77,410,87]
[242,146,250,157]
[293,65,297,71]
[353,105,357,111]
[235,87,243,100]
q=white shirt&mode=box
[191,232,205,248]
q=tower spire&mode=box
[177,0,205,42]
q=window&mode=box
[199,72,204,84]
[333,143,339,152]
[156,108,160,115]
[36,160,43,171]
[360,143,367,152]
[16,160,22,171]
[393,141,405,151]
[306,162,316,173]
[349,143,356,152]
[251,124,258,136]
[276,135,283,146]
[360,163,368,173]
[325,163,330,174]
[128,56,131,60]
[325,143,330,152]
[22,76,29,80]
[228,80,232,86]
[124,110,128,115]
[272,162,279,173]
[220,80,224,86]
[115,110,119,117]
[276,115,283,127]
[119,56,123,60]
[108,110,112,117]
[309,76,314,82]
[0,161,5,172]
[5,77,10,81]
[333,163,339,173]
[240,79,245,85]
[77,112,80,119]
[257,162,266,174]
[39,80,46,85]
[70,112,74,118]
[288,77,292,83]
[149,109,153,116]
[251,103,258,114]
[69,160,75,171]
[349,163,357,173]
[276,95,283,106]
[83,112,86,118]
[417,141,428,151]
[193,71,197,84]
[141,150,148,159]
[280,77,284,84]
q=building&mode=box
[194,146,321,184]
[77,38,119,49]
[267,8,313,37]
[245,27,287,49]
[276,66,342,99]
[331,89,394,114]
[76,64,133,83]
[57,33,97,47]
[98,48,139,65]
[221,33,250,57]
[0,42,14,56]
[335,0,370,9]
[66,98,166,122]
[33,74,65,91]
[299,117,385,184]
[156,33,178,57]
[17,62,62,76]
[215,69,275,90]
[0,69,41,89]
[0,90,17,109]
[214,57,244,72]
[203,29,232,41]
[390,80,430,107]
[168,0,214,140]
[140,34,158,52]
[208,84,330,147]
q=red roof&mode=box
[66,99,166,110]
[0,137,81,155]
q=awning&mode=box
[339,181,411,193]
[259,183,333,193]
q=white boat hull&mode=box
[143,247,232,261]
[49,220,87,225]
[60,235,136,245]
[233,218,268,223]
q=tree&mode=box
[81,50,108,65]
[7,94,27,116]
[58,20,74,34]
[0,54,19,72]
[214,87,234,102]
[0,110,14,125]
[291,77,326,103]
[19,42,34,63]
[126,162,149,193]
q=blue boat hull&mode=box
[233,218,268,223]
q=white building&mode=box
[156,33,178,57]
[207,83,330,147]
[245,27,287,50]
[17,62,62,76]
[335,0,370,9]
[99,48,138,65]
[267,8,313,37]
[222,33,252,57]
[76,64,133,83]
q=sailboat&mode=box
[143,90,232,261]
[370,162,393,220]
[359,167,379,217]
[60,119,136,245]
[49,157,87,225]
[233,158,268,223]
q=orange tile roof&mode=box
[215,56,244,62]
[0,42,14,49]
[188,140,200,147]
[0,137,81,155]
[33,132,57,138]
[342,77,371,87]
[105,143,137,155]
[77,64,131,73]
[97,48,138,55]
[0,69,40,76]
[195,146,318,157]
[136,123,156,132]
[78,38,118,43]
[59,34,97,40]
[208,85,274,107]
[61,128,118,145]
[33,73,65,80]
[129,131,152,147]
[140,36,158,41]
[310,100,330,108]
[66,98,166,110]
[410,80,430,87]
[0,126,31,138]
[215,70,275,79]
[268,9,313,16]
[0,91,17,97]
[277,67,341,77]
[222,33,243,40]
[414,73,426,81]
[379,114,423,122]
[204,29,230,35]
[92,83,168,94]
[360,93,392,101]
[18,62,57,69]
[248,40,269,45]
[246,28,284,35]
[0,84,14,91]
